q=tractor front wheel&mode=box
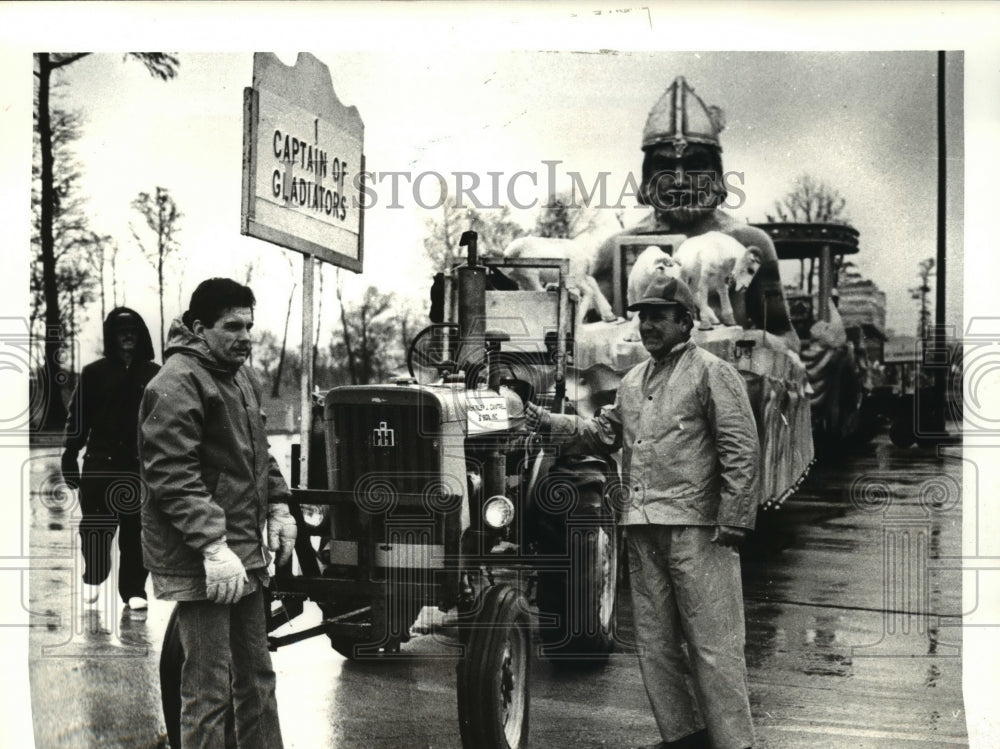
[456,584,531,749]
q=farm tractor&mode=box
[162,229,815,749]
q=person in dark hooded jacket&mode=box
[61,307,160,610]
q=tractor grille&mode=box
[331,402,442,495]
[321,396,459,586]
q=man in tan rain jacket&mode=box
[139,278,297,749]
[527,274,760,749]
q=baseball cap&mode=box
[627,275,697,315]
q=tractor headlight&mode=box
[483,496,515,529]
[300,504,328,528]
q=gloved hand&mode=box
[60,450,81,490]
[267,503,298,567]
[203,540,248,604]
[524,401,551,433]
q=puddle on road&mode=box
[747,604,856,679]
[801,622,853,677]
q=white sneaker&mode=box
[127,596,148,611]
[82,583,100,604]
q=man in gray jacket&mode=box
[139,278,297,749]
[526,275,760,749]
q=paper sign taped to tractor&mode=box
[467,392,510,434]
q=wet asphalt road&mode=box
[25,425,969,748]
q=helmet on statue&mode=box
[641,76,727,157]
[637,77,729,224]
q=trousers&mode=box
[626,524,754,749]
[175,588,283,749]
[77,456,148,601]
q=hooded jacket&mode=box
[63,307,160,470]
[138,318,291,579]
[548,339,760,529]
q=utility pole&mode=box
[910,258,934,340]
[932,50,949,436]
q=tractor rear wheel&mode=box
[160,607,182,749]
[160,605,237,748]
[535,522,617,661]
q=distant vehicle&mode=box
[754,222,883,450]
[881,335,961,448]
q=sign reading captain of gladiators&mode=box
[242,52,364,272]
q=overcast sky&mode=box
[22,46,968,358]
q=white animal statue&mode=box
[672,231,762,327]
[499,236,618,326]
[626,245,683,317]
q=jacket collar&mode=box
[652,339,695,367]
[162,318,239,377]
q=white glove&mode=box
[203,540,248,604]
[267,503,298,567]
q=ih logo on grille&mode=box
[372,421,396,447]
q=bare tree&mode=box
[314,263,325,382]
[79,230,117,323]
[108,239,121,308]
[30,97,104,415]
[131,186,182,354]
[330,286,406,385]
[93,238,107,323]
[765,174,849,294]
[423,197,469,273]
[243,258,260,287]
[271,254,298,398]
[470,204,525,257]
[33,51,178,432]
[30,252,99,371]
[30,101,89,341]
[396,299,420,359]
[534,192,599,239]
[255,337,303,399]
[250,329,281,388]
[31,106,88,334]
[423,196,526,272]
[357,287,393,383]
[334,269,358,385]
[60,259,99,371]
[766,174,848,225]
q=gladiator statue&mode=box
[591,76,800,350]
[565,78,814,512]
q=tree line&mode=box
[32,52,180,434]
